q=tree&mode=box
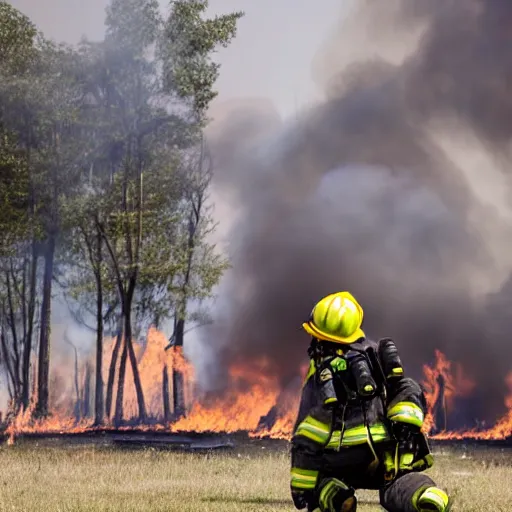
[61,0,241,426]
[0,3,87,416]
[30,43,86,418]
[167,137,228,416]
[0,133,29,255]
[60,193,119,425]
[0,2,40,412]
[0,1,37,255]
[0,0,242,427]
[0,1,37,73]
[161,0,243,119]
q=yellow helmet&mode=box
[302,291,365,344]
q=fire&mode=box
[3,327,512,443]
[422,350,512,440]
[170,360,305,438]
[428,371,512,440]
[421,349,476,434]
[171,373,279,433]
[4,328,302,440]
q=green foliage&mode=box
[106,0,162,51]
[0,3,36,254]
[0,0,241,413]
[0,3,91,408]
[0,131,29,253]
[0,1,38,73]
[65,0,239,327]
[161,0,244,118]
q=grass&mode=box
[0,443,511,511]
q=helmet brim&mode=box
[302,321,365,344]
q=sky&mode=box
[9,0,346,118]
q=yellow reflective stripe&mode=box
[295,426,327,444]
[324,423,391,448]
[320,485,336,511]
[290,468,319,490]
[291,468,319,477]
[326,423,391,449]
[300,416,330,433]
[342,426,368,446]
[367,423,389,442]
[342,423,390,445]
[417,487,449,511]
[326,430,341,449]
[319,479,349,511]
[295,415,331,444]
[387,401,424,428]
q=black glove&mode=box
[392,421,420,441]
[291,489,311,510]
[392,422,430,472]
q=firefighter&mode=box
[290,291,451,512]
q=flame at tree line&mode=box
[5,329,512,441]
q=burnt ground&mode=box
[2,429,512,466]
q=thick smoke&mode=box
[202,0,512,428]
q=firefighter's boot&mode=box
[413,486,451,512]
[317,478,357,512]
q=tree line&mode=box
[0,0,242,426]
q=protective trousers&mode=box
[309,472,450,512]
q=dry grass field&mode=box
[0,443,510,511]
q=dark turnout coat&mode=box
[290,337,434,500]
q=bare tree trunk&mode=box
[172,317,186,419]
[72,343,80,422]
[21,240,37,410]
[83,362,92,419]
[114,333,128,426]
[35,233,56,418]
[162,365,170,422]
[124,301,146,422]
[114,303,147,425]
[169,160,204,418]
[172,366,185,419]
[1,324,17,403]
[22,124,36,410]
[6,271,21,399]
[172,316,186,418]
[94,227,104,425]
[433,374,447,433]
[106,317,122,419]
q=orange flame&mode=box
[171,358,281,433]
[429,371,512,440]
[4,330,512,443]
[421,349,476,434]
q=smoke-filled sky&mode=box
[204,0,512,427]
[10,0,512,427]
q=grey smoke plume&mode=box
[203,0,512,428]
